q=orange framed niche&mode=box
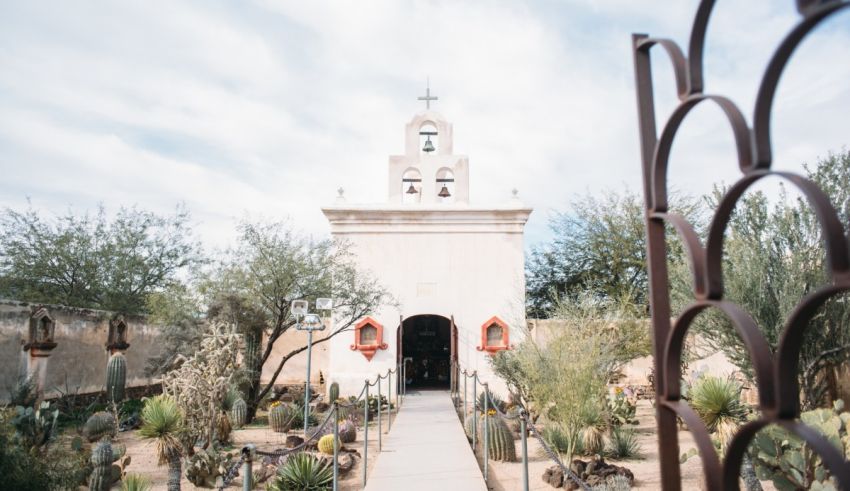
[477,316,511,354]
[350,316,388,361]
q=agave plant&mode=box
[267,452,333,490]
[121,473,152,491]
[138,395,184,491]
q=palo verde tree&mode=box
[201,220,390,422]
[0,204,199,314]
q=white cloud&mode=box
[0,0,847,250]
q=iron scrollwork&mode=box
[632,0,850,489]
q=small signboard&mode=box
[291,300,308,316]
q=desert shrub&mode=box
[590,474,632,491]
[606,427,641,459]
[267,452,333,490]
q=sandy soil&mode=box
[122,410,391,490]
[483,400,705,490]
[486,400,776,491]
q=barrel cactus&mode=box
[106,353,127,402]
[329,382,339,402]
[269,402,295,433]
[469,412,516,462]
[318,434,340,455]
[338,419,356,444]
[84,411,117,442]
[230,397,247,429]
[89,439,121,490]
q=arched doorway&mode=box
[400,315,456,389]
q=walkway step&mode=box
[364,390,488,491]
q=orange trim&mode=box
[350,316,388,361]
[477,316,511,354]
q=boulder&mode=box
[285,435,304,448]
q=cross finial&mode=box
[417,77,438,110]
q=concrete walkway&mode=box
[364,390,488,491]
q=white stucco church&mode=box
[322,89,532,396]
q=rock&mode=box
[285,435,304,448]
[316,402,330,413]
[338,453,355,474]
[542,465,564,488]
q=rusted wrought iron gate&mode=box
[632,0,850,489]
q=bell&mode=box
[406,182,418,194]
[422,137,435,153]
[438,184,451,198]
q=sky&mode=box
[1,1,848,251]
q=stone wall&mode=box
[0,298,334,404]
[0,299,161,402]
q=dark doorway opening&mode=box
[401,315,453,389]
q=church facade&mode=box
[322,100,532,396]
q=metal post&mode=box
[520,411,529,491]
[463,372,468,427]
[333,404,339,491]
[471,375,477,451]
[377,376,382,452]
[396,362,401,409]
[362,382,369,488]
[402,362,407,397]
[483,383,489,482]
[303,329,313,435]
[387,369,392,432]
[241,445,255,491]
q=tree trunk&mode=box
[167,453,182,491]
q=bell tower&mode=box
[388,84,470,205]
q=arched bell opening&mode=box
[401,168,422,204]
[436,167,455,203]
[419,122,438,155]
[400,314,455,389]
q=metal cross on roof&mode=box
[417,78,438,110]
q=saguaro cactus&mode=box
[329,382,339,402]
[106,353,127,402]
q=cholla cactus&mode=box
[161,322,242,449]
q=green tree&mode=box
[674,151,850,409]
[527,189,701,317]
[200,220,390,422]
[0,204,199,314]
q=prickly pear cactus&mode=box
[318,434,339,455]
[106,353,127,402]
[329,382,339,402]
[469,412,516,462]
[269,402,295,433]
[749,399,850,490]
[83,411,117,442]
[230,397,247,428]
[338,419,356,444]
[89,439,113,491]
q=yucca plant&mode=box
[541,424,583,457]
[267,452,333,490]
[139,395,184,491]
[121,473,152,491]
[688,375,747,446]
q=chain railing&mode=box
[452,362,591,491]
[219,361,404,490]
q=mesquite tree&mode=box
[201,220,389,422]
